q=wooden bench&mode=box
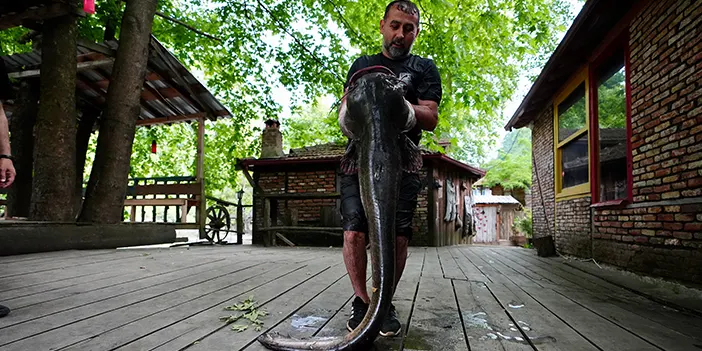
[123,176,203,230]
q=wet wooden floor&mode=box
[1,244,701,351]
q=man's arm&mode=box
[0,102,15,187]
[412,98,438,132]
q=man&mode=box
[338,0,442,337]
[0,58,17,318]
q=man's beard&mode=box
[383,39,411,59]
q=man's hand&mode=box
[0,158,15,188]
[402,98,417,132]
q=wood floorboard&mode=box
[2,245,701,351]
[115,255,340,351]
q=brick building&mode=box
[504,0,702,283]
[238,120,485,247]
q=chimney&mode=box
[438,139,452,153]
[261,119,284,158]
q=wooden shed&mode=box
[471,195,522,245]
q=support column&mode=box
[196,116,206,239]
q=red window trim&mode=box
[588,30,632,206]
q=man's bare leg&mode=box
[394,236,409,292]
[343,230,369,303]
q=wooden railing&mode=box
[259,192,343,247]
[123,176,202,229]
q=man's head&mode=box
[380,1,420,59]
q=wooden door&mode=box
[474,206,497,243]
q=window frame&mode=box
[589,31,633,207]
[554,67,591,200]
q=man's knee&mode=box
[344,231,366,244]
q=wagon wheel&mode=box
[205,204,231,243]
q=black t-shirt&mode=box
[344,53,442,145]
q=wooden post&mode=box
[196,116,206,239]
[236,194,244,245]
[263,198,271,247]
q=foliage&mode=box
[220,296,268,332]
[281,98,345,150]
[481,128,532,190]
[597,70,626,128]
[514,208,533,238]
[0,0,578,198]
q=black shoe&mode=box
[346,296,369,332]
[379,304,401,337]
[0,305,9,318]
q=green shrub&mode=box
[513,209,533,238]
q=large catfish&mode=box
[257,68,422,351]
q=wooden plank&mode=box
[404,247,468,350]
[0,251,145,279]
[468,247,545,289]
[123,198,189,206]
[4,262,287,351]
[128,182,202,196]
[454,246,510,284]
[0,256,253,334]
[486,281,598,351]
[449,247,489,283]
[0,249,115,265]
[117,255,340,350]
[1,256,226,309]
[500,249,702,340]
[61,263,298,350]
[193,263,351,350]
[482,247,571,290]
[436,246,466,280]
[516,285,659,351]
[275,232,296,247]
[453,280,532,351]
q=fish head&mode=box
[342,72,412,140]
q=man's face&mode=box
[380,5,419,59]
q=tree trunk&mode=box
[79,0,158,223]
[29,15,77,221]
[74,108,99,217]
[7,79,39,218]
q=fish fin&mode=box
[340,140,359,174]
[401,134,423,173]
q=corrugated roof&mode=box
[473,195,521,205]
[1,35,232,126]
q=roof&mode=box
[1,35,232,126]
[473,195,521,205]
[0,1,82,30]
[239,142,486,178]
[504,0,644,130]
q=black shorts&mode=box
[339,172,422,241]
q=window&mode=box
[594,50,628,202]
[554,69,590,199]
[552,33,632,205]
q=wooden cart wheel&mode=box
[205,204,231,243]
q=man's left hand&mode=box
[403,98,417,132]
[0,158,16,188]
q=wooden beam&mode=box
[196,115,206,239]
[135,112,205,126]
[275,232,295,247]
[128,183,202,196]
[0,3,81,30]
[260,226,344,232]
[8,58,114,79]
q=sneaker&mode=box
[346,296,369,332]
[0,305,9,318]
[379,304,401,337]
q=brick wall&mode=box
[629,0,702,203]
[555,197,592,256]
[253,165,450,247]
[593,0,702,283]
[286,171,336,221]
[531,106,555,240]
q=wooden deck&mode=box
[1,245,702,351]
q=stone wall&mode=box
[531,106,556,240]
[555,196,592,256]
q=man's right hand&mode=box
[0,158,16,188]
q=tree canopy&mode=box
[480,128,532,190]
[1,0,577,197]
